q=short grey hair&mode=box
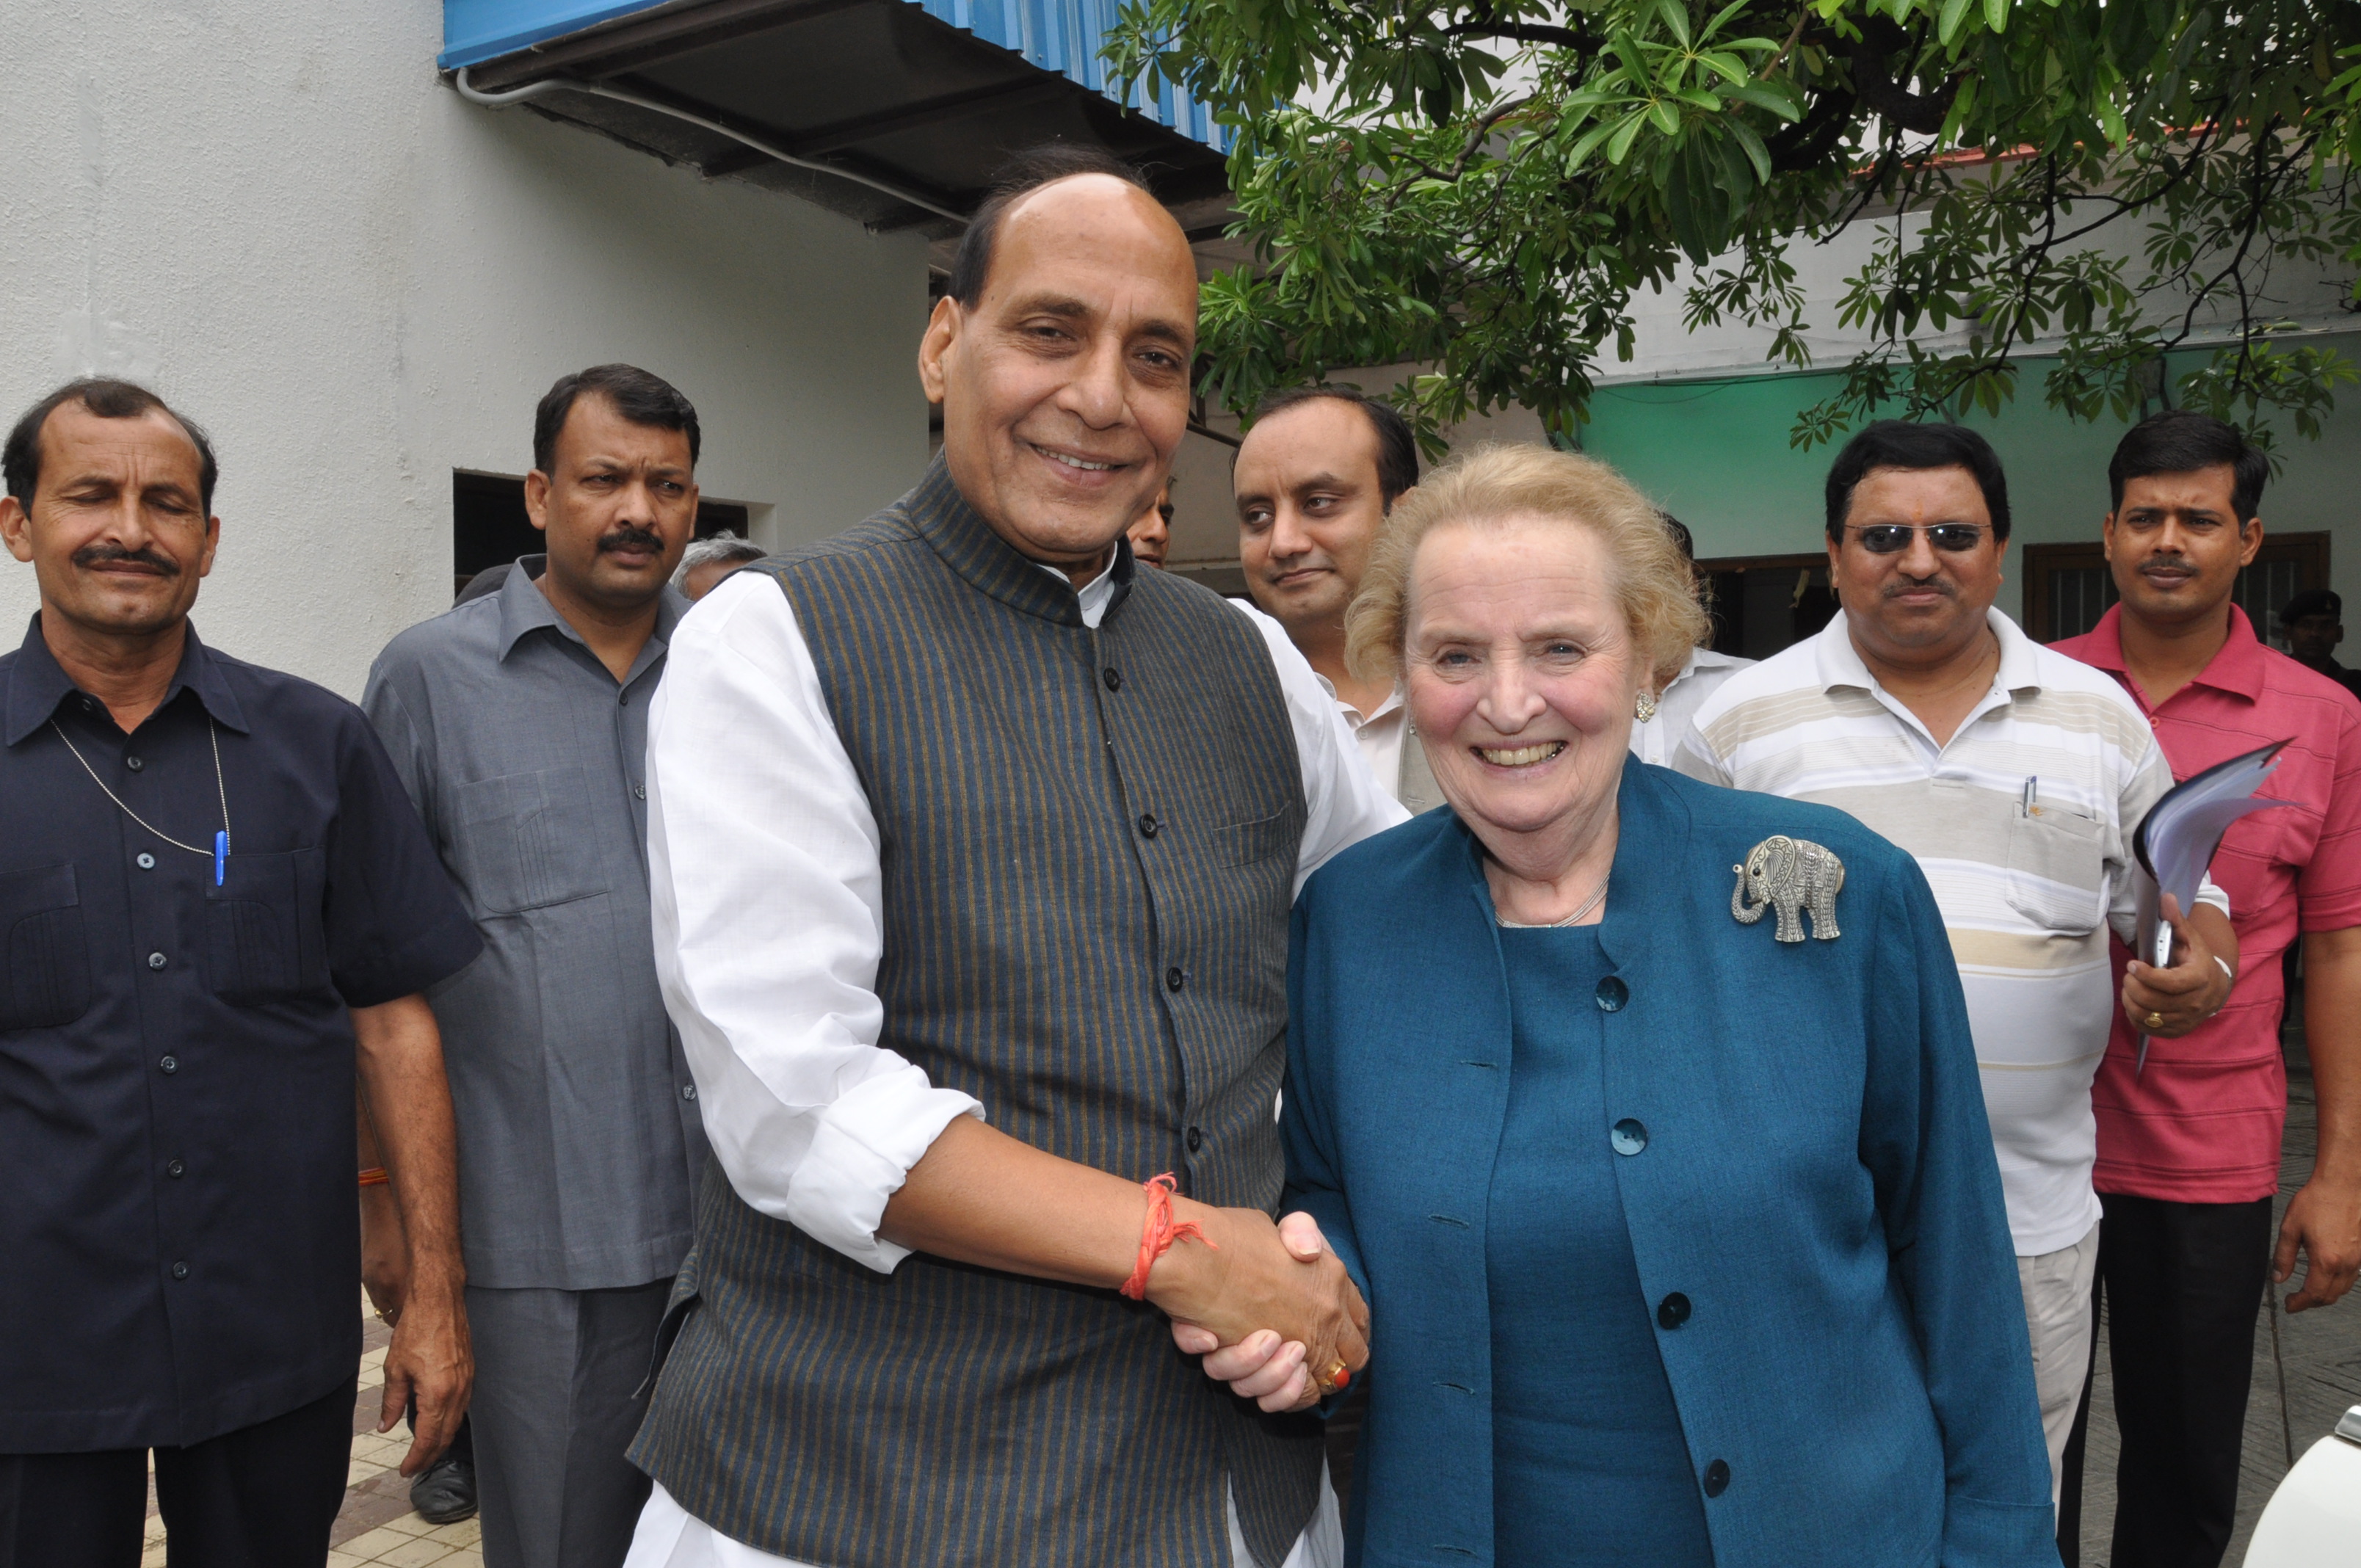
[671,530,766,589]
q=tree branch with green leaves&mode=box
[1108,0,2361,458]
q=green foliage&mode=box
[1106,0,2361,455]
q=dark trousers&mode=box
[0,1378,354,1568]
[2089,1191,2276,1568]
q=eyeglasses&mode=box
[1840,523,1991,554]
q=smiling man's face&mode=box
[0,402,217,642]
[1234,397,1390,643]
[918,174,1197,578]
[2104,465,2259,632]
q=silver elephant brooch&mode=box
[1732,835,1845,943]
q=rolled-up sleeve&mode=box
[645,573,982,1272]
[1860,857,2057,1564]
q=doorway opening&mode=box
[1697,553,1841,660]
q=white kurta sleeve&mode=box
[1227,600,1410,890]
[646,571,982,1273]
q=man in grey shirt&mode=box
[364,364,710,1568]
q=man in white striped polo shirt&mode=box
[1678,421,2238,1519]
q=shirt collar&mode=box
[1034,553,1125,628]
[2191,604,2269,700]
[1814,606,2042,697]
[2059,603,2268,703]
[6,613,249,746]
[1309,669,1403,727]
[496,553,687,673]
[2067,603,2131,674]
[1664,645,1748,690]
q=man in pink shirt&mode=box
[2053,410,2361,1567]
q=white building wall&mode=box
[0,0,931,699]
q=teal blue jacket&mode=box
[1284,763,2059,1568]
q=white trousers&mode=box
[2017,1219,2102,1513]
[623,1465,1344,1568]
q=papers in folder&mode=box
[2130,738,2293,1075]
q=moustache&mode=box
[1881,576,1955,599]
[598,526,665,556]
[73,542,181,576]
[2139,554,2194,576]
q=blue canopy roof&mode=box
[441,0,1227,150]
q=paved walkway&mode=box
[2072,990,2361,1567]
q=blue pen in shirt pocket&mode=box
[214,830,228,887]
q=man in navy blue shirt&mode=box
[0,380,485,1567]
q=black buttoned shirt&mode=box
[0,617,482,1453]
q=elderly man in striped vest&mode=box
[620,146,1404,1568]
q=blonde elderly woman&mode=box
[1175,446,2056,1567]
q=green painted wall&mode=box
[1579,332,2361,632]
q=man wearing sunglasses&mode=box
[1679,420,2237,1527]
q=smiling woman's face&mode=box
[1404,515,1639,849]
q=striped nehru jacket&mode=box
[1677,609,2222,1257]
[628,462,1324,1568]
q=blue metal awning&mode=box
[904,0,1225,150]
[443,1,657,67]
[441,0,1227,153]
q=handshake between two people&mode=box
[876,1120,1367,1413]
[1147,1205,1369,1415]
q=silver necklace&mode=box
[51,715,231,860]
[1500,872,1610,929]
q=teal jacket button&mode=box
[1595,976,1628,1012]
[1611,1118,1647,1155]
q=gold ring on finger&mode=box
[1317,1358,1350,1394]
[2145,1010,2165,1031]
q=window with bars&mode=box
[2021,532,2329,647]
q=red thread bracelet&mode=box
[357,1167,389,1188]
[1119,1172,1215,1300]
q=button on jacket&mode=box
[0,618,482,1453]
[364,559,707,1291]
